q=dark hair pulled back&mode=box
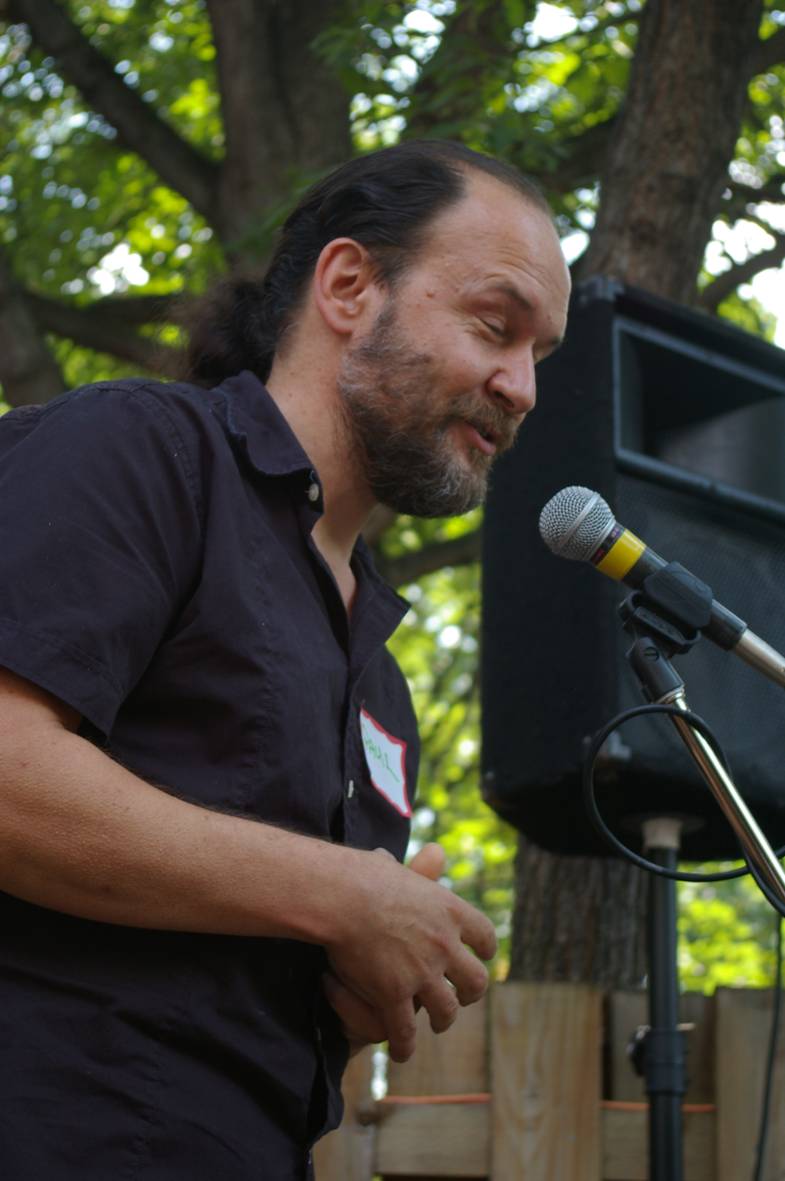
[183,140,549,386]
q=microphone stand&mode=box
[639,815,685,1181]
[614,583,785,1181]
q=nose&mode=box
[487,346,536,417]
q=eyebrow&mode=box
[481,282,565,352]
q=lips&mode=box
[461,421,498,456]
[449,398,518,458]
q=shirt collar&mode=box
[209,369,315,478]
[208,369,411,633]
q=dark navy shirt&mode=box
[0,372,418,1180]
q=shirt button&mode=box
[346,779,355,799]
[307,481,320,503]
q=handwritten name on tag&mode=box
[359,708,411,817]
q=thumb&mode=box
[407,842,446,881]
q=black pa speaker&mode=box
[481,277,785,859]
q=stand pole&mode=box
[642,818,686,1181]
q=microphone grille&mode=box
[539,486,615,561]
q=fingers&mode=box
[322,972,388,1045]
[416,978,460,1034]
[456,898,498,963]
[446,945,490,1006]
[407,842,446,881]
[382,998,419,1063]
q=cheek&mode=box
[441,347,491,392]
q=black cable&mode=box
[583,703,785,903]
[583,701,785,1176]
[752,914,783,1181]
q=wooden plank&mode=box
[606,991,647,1102]
[376,1100,489,1178]
[680,992,715,1104]
[313,1046,376,1181]
[387,996,488,1098]
[602,1104,715,1181]
[607,990,715,1103]
[490,982,602,1181]
[716,987,785,1181]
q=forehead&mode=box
[413,172,570,312]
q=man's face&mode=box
[337,173,570,518]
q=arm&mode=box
[0,667,495,1061]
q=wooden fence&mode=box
[313,982,785,1180]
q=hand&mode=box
[322,969,388,1054]
[322,845,445,1052]
[325,842,496,1064]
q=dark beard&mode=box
[338,302,511,518]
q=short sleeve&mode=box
[0,382,203,734]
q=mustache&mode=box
[451,397,520,453]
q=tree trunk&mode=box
[208,0,352,253]
[510,0,765,986]
[510,839,647,986]
[578,0,764,303]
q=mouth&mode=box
[458,420,497,456]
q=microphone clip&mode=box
[619,588,703,703]
[640,562,714,634]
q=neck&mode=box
[266,355,376,569]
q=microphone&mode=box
[539,486,785,690]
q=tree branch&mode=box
[405,0,531,138]
[373,529,482,588]
[748,26,785,75]
[402,0,613,194]
[0,251,64,405]
[724,174,785,216]
[543,118,615,194]
[96,292,196,325]
[7,0,220,223]
[699,235,785,311]
[25,293,184,378]
[526,7,640,51]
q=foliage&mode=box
[715,292,778,342]
[0,0,223,390]
[679,873,781,992]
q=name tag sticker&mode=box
[359,708,411,817]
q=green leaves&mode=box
[679,874,780,991]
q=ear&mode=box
[312,238,383,337]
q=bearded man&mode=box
[0,140,569,1180]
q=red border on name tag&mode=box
[360,708,411,817]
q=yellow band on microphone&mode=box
[596,528,646,581]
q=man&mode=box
[0,140,570,1179]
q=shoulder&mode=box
[1,377,218,440]
[34,376,220,435]
[1,377,231,504]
